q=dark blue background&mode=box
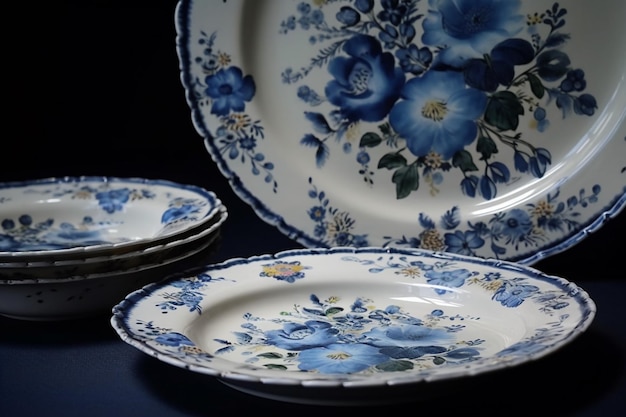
[1,1,625,415]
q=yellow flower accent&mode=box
[326,212,353,238]
[181,345,204,355]
[327,351,352,360]
[424,151,443,169]
[420,229,445,251]
[397,266,421,278]
[424,173,441,197]
[130,189,144,201]
[421,100,448,122]
[326,296,341,304]
[532,200,554,218]
[345,122,360,142]
[262,262,304,277]
[224,113,252,131]
[485,280,503,292]
[218,52,231,67]
[72,190,93,200]
[526,13,544,26]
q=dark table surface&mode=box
[2,2,625,415]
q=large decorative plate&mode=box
[111,246,595,405]
[176,0,626,264]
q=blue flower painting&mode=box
[280,1,597,201]
[183,1,612,262]
[325,34,406,123]
[389,70,487,161]
[190,31,277,193]
[204,67,255,116]
[217,293,483,374]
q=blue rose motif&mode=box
[96,188,131,214]
[265,320,340,350]
[389,70,486,159]
[422,0,524,68]
[325,34,406,123]
[297,343,389,374]
[205,66,255,116]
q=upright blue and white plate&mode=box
[111,246,596,405]
[176,0,626,264]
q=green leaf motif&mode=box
[485,91,525,131]
[257,352,284,359]
[325,307,344,316]
[378,152,408,170]
[264,364,288,370]
[527,73,545,99]
[392,164,419,199]
[359,132,383,148]
[432,356,446,365]
[452,149,478,172]
[476,135,498,160]
[375,360,414,372]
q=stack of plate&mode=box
[0,176,227,320]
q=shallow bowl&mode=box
[0,176,223,262]
[0,205,227,280]
[0,228,222,321]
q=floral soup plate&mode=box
[111,246,596,405]
[176,0,626,264]
[0,229,222,321]
[0,177,224,262]
[0,204,227,280]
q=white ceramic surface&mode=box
[111,246,595,405]
[176,0,626,264]
[0,176,223,261]
[0,229,222,321]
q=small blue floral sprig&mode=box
[381,184,601,259]
[306,176,370,247]
[156,273,232,314]
[192,31,278,193]
[304,166,601,259]
[341,253,571,312]
[135,320,213,362]
[280,1,598,201]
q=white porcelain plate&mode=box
[176,0,626,264]
[0,177,223,261]
[111,246,596,405]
